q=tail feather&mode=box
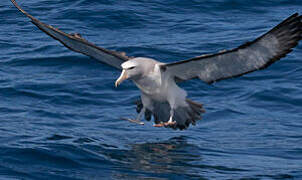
[135,98,205,130]
[172,99,204,130]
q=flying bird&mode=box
[11,0,302,130]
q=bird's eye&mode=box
[128,67,135,70]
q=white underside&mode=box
[133,61,188,115]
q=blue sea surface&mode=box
[1,0,302,179]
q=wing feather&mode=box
[162,13,302,84]
[11,0,130,70]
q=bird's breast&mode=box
[133,77,162,96]
[133,75,183,103]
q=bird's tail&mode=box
[136,98,205,130]
[172,99,205,130]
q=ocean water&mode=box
[1,0,302,179]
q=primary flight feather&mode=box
[12,0,302,130]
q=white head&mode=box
[115,57,156,87]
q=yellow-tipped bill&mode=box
[115,70,128,87]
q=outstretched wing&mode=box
[162,13,302,84]
[11,0,130,70]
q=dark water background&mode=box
[1,0,302,179]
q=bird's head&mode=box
[115,58,144,87]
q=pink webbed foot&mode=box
[153,121,176,127]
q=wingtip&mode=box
[11,0,18,8]
[289,12,299,19]
[11,0,24,14]
[11,0,37,23]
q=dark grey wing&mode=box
[162,13,302,84]
[11,0,130,70]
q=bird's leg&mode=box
[121,107,145,125]
[164,108,176,126]
[136,107,145,122]
[153,108,176,127]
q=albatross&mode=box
[12,0,302,130]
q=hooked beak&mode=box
[115,70,128,87]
